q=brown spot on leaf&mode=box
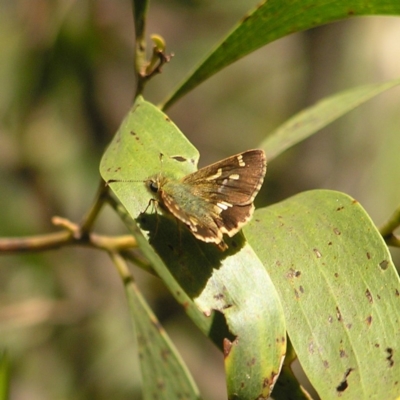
[386,348,394,367]
[247,358,256,367]
[171,155,187,162]
[336,206,344,211]
[366,315,372,326]
[336,368,354,392]
[336,306,342,322]
[379,260,389,270]
[286,268,294,279]
[365,289,373,304]
[366,252,371,260]
[223,338,238,358]
[308,341,315,354]
[313,248,322,258]
[333,228,341,235]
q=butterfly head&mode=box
[146,174,169,195]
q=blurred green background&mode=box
[1,1,400,399]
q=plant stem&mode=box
[132,0,149,98]
[379,204,400,239]
[0,229,136,254]
[79,179,109,237]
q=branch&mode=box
[0,220,136,254]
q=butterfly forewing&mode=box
[181,149,266,206]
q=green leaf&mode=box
[101,96,211,335]
[195,243,286,398]
[100,97,286,399]
[245,190,400,399]
[120,255,201,400]
[160,0,400,109]
[261,78,400,161]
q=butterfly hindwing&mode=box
[159,185,225,246]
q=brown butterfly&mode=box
[141,149,267,251]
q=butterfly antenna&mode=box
[106,178,144,186]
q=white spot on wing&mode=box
[217,201,233,211]
[237,155,246,167]
[205,168,222,181]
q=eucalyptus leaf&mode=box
[161,0,400,109]
[121,258,201,400]
[245,190,400,399]
[100,96,286,399]
[261,78,400,161]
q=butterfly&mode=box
[147,150,267,250]
[109,149,266,251]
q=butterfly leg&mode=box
[140,198,161,238]
[141,197,160,214]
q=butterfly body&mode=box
[147,149,266,250]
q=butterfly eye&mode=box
[149,180,159,193]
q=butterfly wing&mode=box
[168,149,267,248]
[182,149,266,206]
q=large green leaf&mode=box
[261,78,400,161]
[161,0,400,109]
[111,252,200,400]
[100,97,286,398]
[101,96,211,335]
[100,98,286,398]
[245,190,400,399]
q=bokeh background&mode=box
[1,1,400,399]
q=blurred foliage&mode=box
[1,0,400,399]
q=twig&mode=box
[379,204,400,245]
